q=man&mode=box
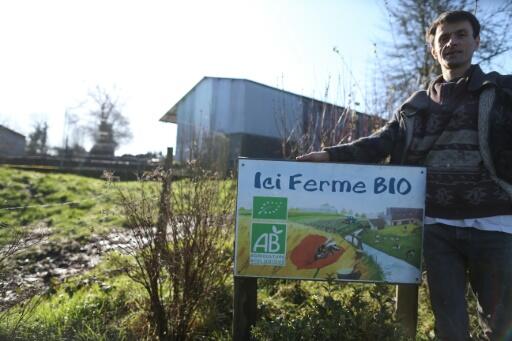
[298,11,512,341]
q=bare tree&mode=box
[380,0,512,114]
[186,129,231,175]
[273,97,297,159]
[26,121,49,155]
[59,110,87,158]
[85,87,132,156]
[274,78,385,159]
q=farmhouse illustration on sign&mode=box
[235,159,426,284]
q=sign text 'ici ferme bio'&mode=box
[234,159,426,284]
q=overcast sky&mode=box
[0,0,508,156]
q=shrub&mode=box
[252,281,407,341]
[110,166,235,341]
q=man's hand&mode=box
[296,151,330,162]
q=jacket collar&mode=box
[467,64,499,92]
[400,90,429,116]
[399,64,499,117]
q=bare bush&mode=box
[187,130,231,176]
[108,165,235,341]
[275,90,385,159]
[0,223,47,338]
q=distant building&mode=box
[160,77,385,167]
[368,218,386,230]
[385,207,423,226]
[0,125,26,157]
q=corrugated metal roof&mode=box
[159,76,371,123]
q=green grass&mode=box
[0,252,235,341]
[0,167,485,340]
[237,207,251,215]
[0,259,147,341]
[0,166,157,244]
[287,210,340,218]
[288,212,367,237]
[359,224,422,268]
[0,167,235,340]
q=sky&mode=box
[0,0,508,156]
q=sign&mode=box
[234,159,426,284]
[250,222,287,266]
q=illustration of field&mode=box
[235,204,423,283]
[236,208,384,281]
[359,224,422,268]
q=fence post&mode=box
[396,284,418,338]
[233,277,257,341]
[165,147,173,171]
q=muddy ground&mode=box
[0,230,139,306]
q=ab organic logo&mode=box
[250,196,288,266]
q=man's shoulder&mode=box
[497,73,512,89]
[399,90,429,116]
[480,68,512,89]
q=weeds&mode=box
[1,273,142,341]
[109,165,235,341]
[253,281,406,341]
[0,221,47,339]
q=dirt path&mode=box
[1,230,137,306]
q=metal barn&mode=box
[0,125,26,157]
[160,77,383,167]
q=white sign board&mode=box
[234,159,426,284]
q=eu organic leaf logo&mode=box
[252,196,287,220]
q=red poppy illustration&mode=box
[290,235,344,276]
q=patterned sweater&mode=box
[406,67,512,218]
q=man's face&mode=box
[431,20,480,71]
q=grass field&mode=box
[359,224,422,268]
[235,212,383,281]
[0,166,148,244]
[1,167,487,340]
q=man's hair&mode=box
[426,11,480,46]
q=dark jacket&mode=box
[323,65,512,199]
